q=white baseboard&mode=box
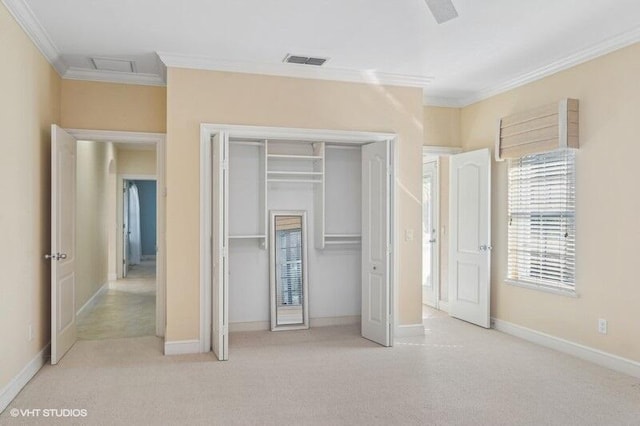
[438,301,449,313]
[108,273,117,281]
[492,318,640,379]
[76,281,108,316]
[0,343,49,413]
[229,315,361,332]
[164,340,201,355]
[395,323,426,338]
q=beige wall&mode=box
[166,68,424,341]
[422,106,460,305]
[0,3,61,391]
[61,80,167,133]
[424,106,460,147]
[117,148,157,176]
[75,141,113,309]
[460,42,640,362]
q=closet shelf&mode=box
[267,178,322,184]
[267,171,323,176]
[229,235,266,239]
[267,154,323,160]
[324,240,361,245]
[325,234,361,238]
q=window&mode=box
[507,149,576,293]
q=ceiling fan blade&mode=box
[425,0,459,24]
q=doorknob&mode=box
[479,245,493,251]
[44,253,67,261]
[429,239,436,243]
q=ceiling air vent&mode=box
[283,54,328,66]
[90,57,137,73]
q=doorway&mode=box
[49,126,166,363]
[422,159,439,310]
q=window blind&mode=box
[277,228,303,306]
[507,149,576,291]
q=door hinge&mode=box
[222,325,228,336]
[221,160,229,170]
[222,246,228,258]
[387,244,392,254]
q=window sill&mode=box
[504,279,579,298]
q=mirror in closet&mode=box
[269,211,309,331]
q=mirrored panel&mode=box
[269,211,309,330]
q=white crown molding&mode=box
[1,0,67,74]
[63,67,166,87]
[427,25,640,107]
[158,52,433,88]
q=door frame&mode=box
[119,175,157,278]
[422,155,439,309]
[66,129,166,338]
[199,124,398,354]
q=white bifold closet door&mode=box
[361,140,392,347]
[212,133,229,360]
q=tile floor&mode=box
[76,260,156,340]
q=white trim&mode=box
[1,0,66,75]
[505,279,579,299]
[63,67,166,87]
[421,156,440,310]
[0,343,49,413]
[159,52,433,88]
[229,316,360,332]
[76,281,108,316]
[423,145,463,156]
[492,318,640,379]
[394,324,426,338]
[426,26,640,107]
[163,340,201,356]
[66,129,165,145]
[438,301,449,313]
[65,128,166,339]
[201,124,399,354]
[108,273,117,281]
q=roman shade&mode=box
[495,98,579,161]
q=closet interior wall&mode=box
[227,138,362,329]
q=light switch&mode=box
[405,229,414,241]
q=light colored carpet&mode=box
[3,312,640,425]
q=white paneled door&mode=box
[212,133,229,361]
[361,140,391,347]
[50,125,78,364]
[449,149,491,328]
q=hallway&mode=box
[77,260,156,340]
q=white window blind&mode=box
[276,228,303,306]
[507,149,576,292]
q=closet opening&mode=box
[200,125,398,361]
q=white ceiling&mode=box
[6,0,640,106]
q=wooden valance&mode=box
[495,98,579,160]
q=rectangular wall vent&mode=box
[91,57,136,73]
[283,54,328,66]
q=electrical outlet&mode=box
[598,319,607,334]
[28,324,34,341]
